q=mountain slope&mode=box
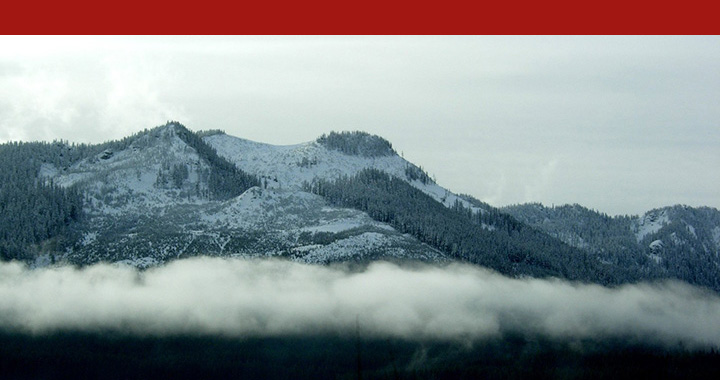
[308,168,617,283]
[203,131,485,212]
[27,123,444,267]
[3,122,720,291]
[203,131,635,284]
[503,203,720,290]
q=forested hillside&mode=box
[174,123,259,199]
[501,203,645,264]
[307,168,630,284]
[0,127,146,261]
[0,142,85,261]
[0,123,262,263]
[504,203,720,291]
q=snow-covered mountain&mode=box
[3,121,720,292]
[30,123,448,267]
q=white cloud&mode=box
[0,40,185,143]
[1,258,719,347]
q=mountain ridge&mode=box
[503,202,720,290]
[1,122,719,291]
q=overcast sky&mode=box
[1,36,718,215]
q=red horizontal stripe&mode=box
[1,0,716,34]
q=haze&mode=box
[1,258,719,347]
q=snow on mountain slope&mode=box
[204,133,485,213]
[64,184,445,266]
[199,187,391,235]
[633,209,670,242]
[37,124,444,267]
[42,124,212,216]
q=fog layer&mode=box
[1,258,719,346]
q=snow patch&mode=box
[648,240,664,264]
[635,210,669,242]
[38,163,59,179]
[649,239,664,250]
[481,223,496,231]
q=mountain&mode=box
[1,123,447,267]
[1,122,719,291]
[503,203,720,291]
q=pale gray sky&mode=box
[1,36,718,215]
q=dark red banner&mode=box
[1,0,716,34]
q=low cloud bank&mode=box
[1,257,719,347]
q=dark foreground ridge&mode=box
[1,331,719,380]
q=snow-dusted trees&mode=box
[156,163,190,189]
[316,131,396,157]
[502,203,720,292]
[173,122,260,200]
[404,164,432,184]
[0,128,155,261]
[501,203,644,266]
[308,168,614,284]
[0,122,262,262]
[0,142,84,261]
